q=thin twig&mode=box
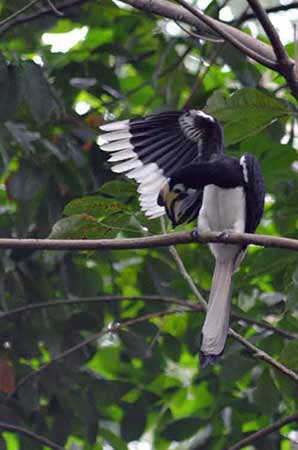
[0,0,87,35]
[0,295,193,321]
[0,0,41,27]
[246,0,289,64]
[183,43,223,109]
[174,20,223,42]
[160,229,298,384]
[1,294,296,340]
[226,412,298,450]
[121,0,277,65]
[232,314,298,340]
[12,309,184,394]
[240,2,298,23]
[229,329,298,383]
[246,0,298,99]
[46,0,64,16]
[183,4,250,109]
[161,218,207,308]
[0,422,64,450]
[9,297,298,389]
[174,0,277,69]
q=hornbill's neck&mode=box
[169,157,244,190]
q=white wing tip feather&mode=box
[100,120,129,131]
[100,119,166,220]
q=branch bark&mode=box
[121,0,277,68]
[226,413,298,450]
[2,230,298,252]
[175,0,276,68]
[240,2,298,23]
[12,308,184,394]
[159,227,298,386]
[246,0,298,98]
[0,422,64,450]
[1,294,296,340]
[228,329,298,383]
[0,0,88,35]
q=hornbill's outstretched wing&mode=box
[100,110,223,224]
[158,154,265,366]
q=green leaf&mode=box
[276,339,298,400]
[254,369,280,415]
[0,63,22,122]
[121,398,147,441]
[5,122,40,152]
[63,194,127,217]
[99,429,128,450]
[206,88,291,145]
[21,61,60,123]
[0,436,6,450]
[119,330,152,359]
[93,380,133,407]
[161,417,201,441]
[219,46,261,87]
[6,166,45,200]
[169,383,213,419]
[49,214,104,239]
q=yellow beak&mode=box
[158,182,182,226]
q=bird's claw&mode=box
[218,230,230,240]
[191,228,200,240]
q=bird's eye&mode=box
[172,183,186,194]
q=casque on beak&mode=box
[158,181,185,226]
[158,181,178,208]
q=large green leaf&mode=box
[63,194,128,217]
[0,62,22,122]
[161,417,201,441]
[93,380,133,407]
[206,88,292,145]
[21,61,60,123]
[99,429,128,450]
[275,339,298,400]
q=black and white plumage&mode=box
[158,153,265,366]
[100,109,265,367]
[100,110,223,224]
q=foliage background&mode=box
[0,0,298,449]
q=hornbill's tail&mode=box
[200,256,234,368]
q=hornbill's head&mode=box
[158,178,196,226]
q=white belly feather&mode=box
[198,185,246,261]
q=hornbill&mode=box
[100,110,265,366]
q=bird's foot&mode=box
[191,228,200,240]
[218,230,231,240]
[199,351,221,368]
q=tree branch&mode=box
[121,0,277,69]
[240,2,298,23]
[0,422,65,450]
[174,0,276,69]
[12,308,184,394]
[227,412,298,450]
[0,0,88,35]
[9,295,298,392]
[0,0,41,27]
[1,294,296,340]
[246,0,298,98]
[183,4,250,110]
[161,218,207,308]
[2,230,298,252]
[0,294,193,321]
[158,226,298,385]
[228,329,298,383]
[246,0,289,64]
